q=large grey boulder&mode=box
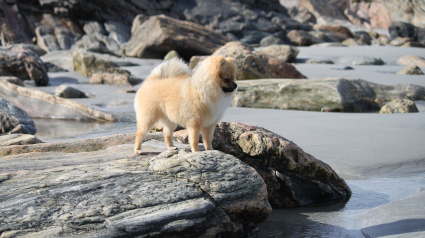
[208,41,306,80]
[0,78,116,121]
[0,45,49,86]
[121,14,230,60]
[231,78,425,112]
[174,122,351,208]
[0,135,271,237]
[0,98,36,135]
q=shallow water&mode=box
[258,175,425,238]
[32,118,425,238]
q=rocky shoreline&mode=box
[1,0,425,237]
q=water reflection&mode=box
[33,119,135,142]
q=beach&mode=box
[26,45,425,237]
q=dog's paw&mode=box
[168,146,178,151]
[134,150,143,155]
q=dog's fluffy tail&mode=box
[149,58,191,79]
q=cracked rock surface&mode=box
[0,136,271,237]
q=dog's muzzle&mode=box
[222,82,238,93]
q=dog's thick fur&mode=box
[134,55,237,154]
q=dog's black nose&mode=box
[222,83,238,93]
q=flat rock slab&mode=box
[0,78,117,121]
[0,135,271,237]
[232,78,425,112]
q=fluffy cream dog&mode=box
[134,55,237,154]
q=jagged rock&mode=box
[312,25,354,40]
[55,85,88,98]
[231,78,425,112]
[0,78,116,121]
[10,44,47,57]
[287,30,325,46]
[354,31,372,45]
[337,55,385,65]
[0,98,36,135]
[35,14,82,52]
[0,135,271,237]
[211,41,306,80]
[90,73,142,87]
[379,99,419,114]
[390,36,412,46]
[72,51,132,77]
[396,65,424,75]
[0,45,49,86]
[257,45,300,62]
[174,122,352,207]
[121,15,230,60]
[44,62,69,72]
[397,55,425,67]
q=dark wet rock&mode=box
[305,59,335,64]
[0,98,36,135]
[44,62,69,72]
[337,55,385,65]
[312,25,354,40]
[240,31,270,45]
[0,45,49,86]
[231,78,425,112]
[354,31,373,45]
[389,22,417,41]
[90,73,142,87]
[211,41,306,80]
[257,45,300,62]
[72,51,132,77]
[396,65,424,75]
[121,15,230,61]
[0,135,271,237]
[379,99,419,114]
[174,122,352,208]
[55,85,88,98]
[0,78,116,121]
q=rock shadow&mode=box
[361,219,425,238]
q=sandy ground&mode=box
[31,45,425,237]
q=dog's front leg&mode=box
[202,125,215,150]
[187,126,201,152]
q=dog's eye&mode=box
[224,78,230,83]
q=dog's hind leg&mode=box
[134,117,156,154]
[202,124,215,150]
[160,119,178,151]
